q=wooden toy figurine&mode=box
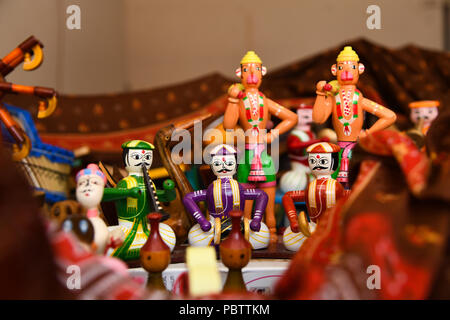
[280,104,329,193]
[313,46,397,189]
[220,210,251,293]
[183,144,270,250]
[76,164,124,254]
[140,213,171,292]
[224,51,298,243]
[281,142,347,251]
[102,140,176,261]
[0,36,58,160]
[408,100,440,136]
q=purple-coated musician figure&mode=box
[183,144,270,249]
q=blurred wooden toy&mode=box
[224,51,298,243]
[281,104,330,193]
[183,144,270,250]
[220,211,251,293]
[101,140,176,261]
[186,246,221,297]
[76,164,125,255]
[140,213,171,292]
[49,200,84,225]
[60,215,96,252]
[0,36,57,160]
[282,142,347,251]
[313,46,397,189]
[408,100,440,136]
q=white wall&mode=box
[0,0,445,94]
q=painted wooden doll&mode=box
[282,142,347,251]
[102,140,176,261]
[224,51,298,243]
[408,100,440,135]
[76,164,124,254]
[313,46,397,189]
[183,144,270,250]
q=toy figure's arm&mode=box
[223,84,243,130]
[312,81,334,124]
[243,188,268,232]
[102,180,141,202]
[359,98,397,139]
[266,98,298,143]
[182,190,211,231]
[155,179,176,202]
[282,190,305,233]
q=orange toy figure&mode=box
[281,142,347,251]
[313,46,396,189]
[224,51,298,243]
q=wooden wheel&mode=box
[12,133,31,161]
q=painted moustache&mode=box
[312,166,329,171]
[134,162,151,167]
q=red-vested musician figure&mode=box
[281,142,347,251]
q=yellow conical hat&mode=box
[240,51,262,64]
[336,46,359,62]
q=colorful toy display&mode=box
[224,51,298,242]
[183,144,270,250]
[282,142,347,251]
[101,140,176,261]
[313,46,397,189]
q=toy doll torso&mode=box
[305,177,345,220]
[237,92,270,144]
[331,88,365,142]
[206,178,244,218]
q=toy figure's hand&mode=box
[250,219,261,232]
[358,129,368,140]
[200,220,212,232]
[316,80,328,94]
[129,187,142,198]
[291,223,300,233]
[163,179,175,191]
[109,228,125,248]
[228,83,244,99]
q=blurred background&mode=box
[0,0,448,95]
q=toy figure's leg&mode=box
[337,142,356,189]
[260,185,277,244]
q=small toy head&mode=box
[209,144,237,178]
[306,142,341,178]
[60,215,95,252]
[49,200,84,224]
[76,164,106,210]
[235,51,266,89]
[409,100,440,131]
[121,140,155,174]
[296,104,313,130]
[332,46,364,86]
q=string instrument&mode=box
[0,36,58,160]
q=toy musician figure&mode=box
[408,100,440,136]
[313,46,397,189]
[102,140,176,261]
[183,144,270,250]
[282,142,347,251]
[224,51,298,243]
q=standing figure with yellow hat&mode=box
[313,46,397,189]
[224,51,298,243]
[102,140,176,261]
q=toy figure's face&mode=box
[210,154,237,178]
[410,107,439,126]
[297,108,313,127]
[332,61,364,85]
[125,149,153,174]
[241,63,263,89]
[308,153,334,177]
[76,175,105,209]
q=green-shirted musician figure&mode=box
[102,140,176,261]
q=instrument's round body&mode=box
[283,222,316,252]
